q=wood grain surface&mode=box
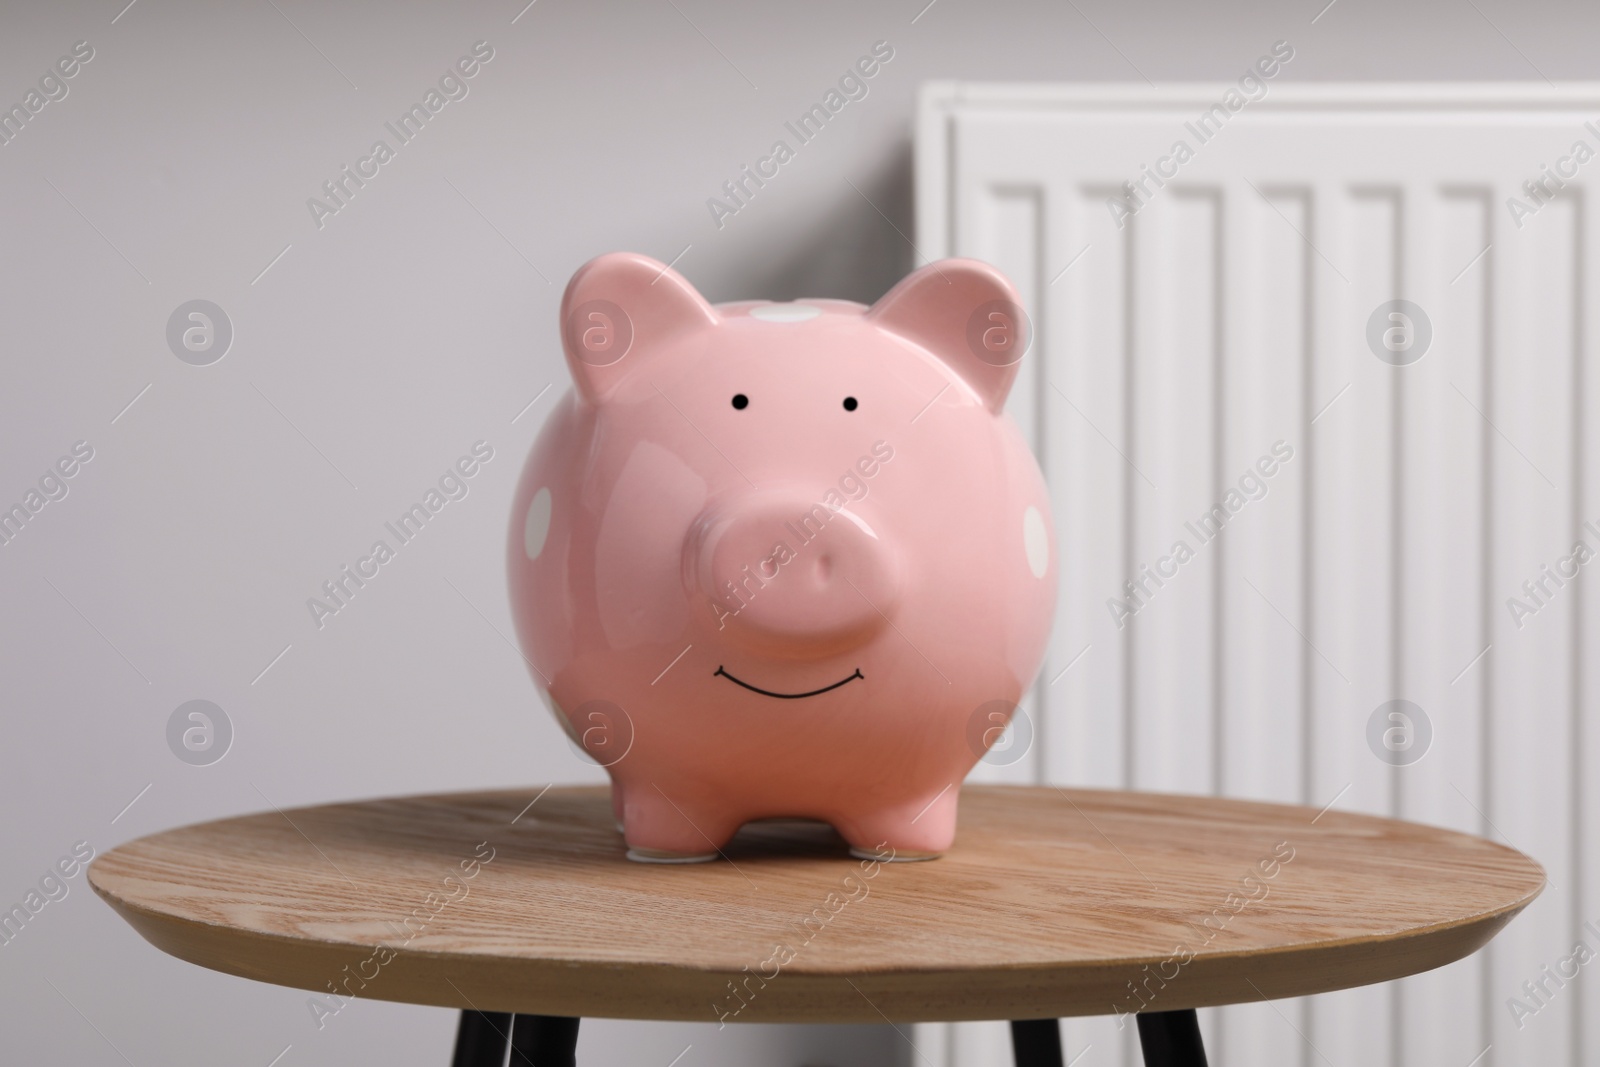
[88,785,1543,1023]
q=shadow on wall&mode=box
[708,140,915,306]
[578,1018,910,1067]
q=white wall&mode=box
[2,1,1597,1065]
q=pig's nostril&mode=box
[816,554,833,581]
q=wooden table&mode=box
[89,785,1543,1067]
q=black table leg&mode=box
[509,1014,581,1067]
[1010,1018,1064,1067]
[451,1010,511,1067]
[1136,1009,1208,1067]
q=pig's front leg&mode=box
[620,783,737,864]
[834,786,959,861]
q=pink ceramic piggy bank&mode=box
[508,252,1055,862]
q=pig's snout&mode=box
[689,491,900,657]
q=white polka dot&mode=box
[524,487,552,560]
[749,302,822,322]
[1023,506,1049,579]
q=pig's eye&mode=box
[731,394,749,410]
[842,396,858,411]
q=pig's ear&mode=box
[560,252,719,404]
[867,259,1029,413]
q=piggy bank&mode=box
[508,252,1055,862]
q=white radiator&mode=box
[914,83,1598,1067]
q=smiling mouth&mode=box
[714,666,864,700]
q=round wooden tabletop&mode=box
[89,785,1543,1024]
